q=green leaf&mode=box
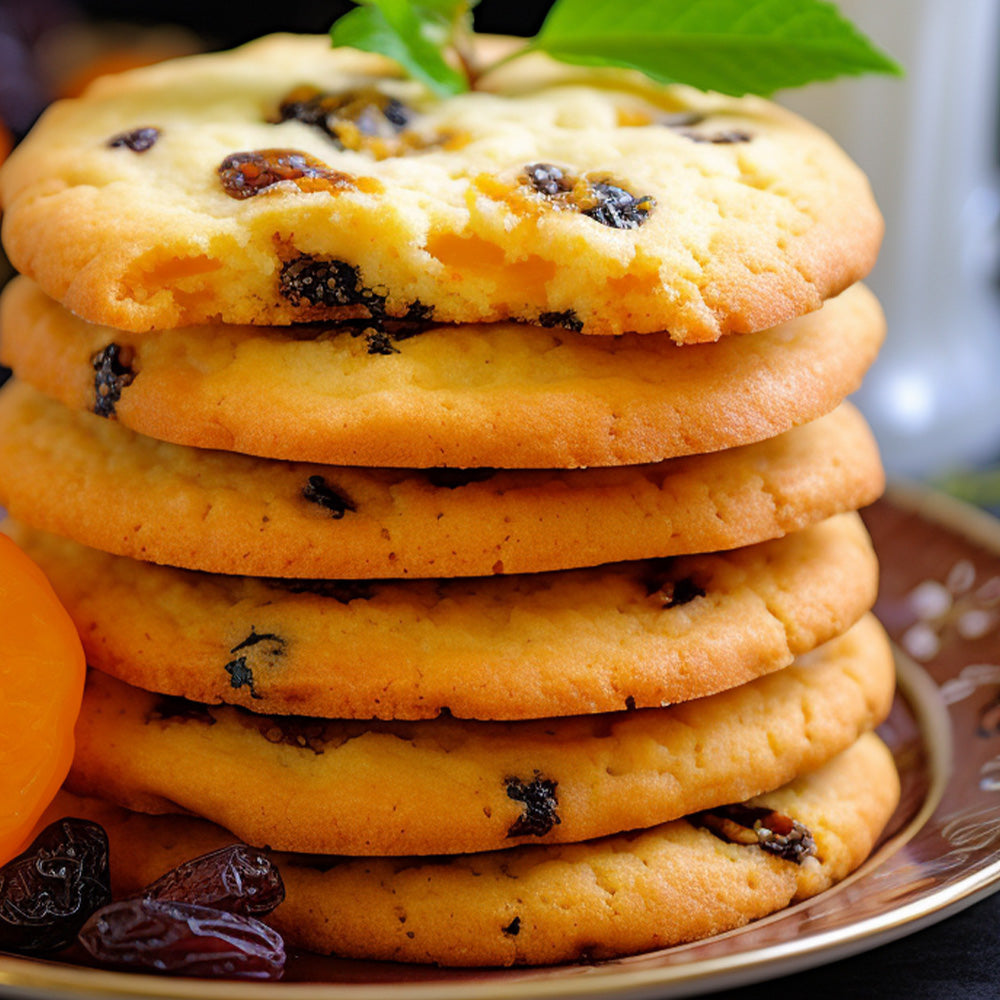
[533,0,902,95]
[331,1,470,96]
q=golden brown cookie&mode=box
[7,514,878,720]
[47,733,900,966]
[68,615,894,855]
[0,382,884,578]
[0,277,884,468]
[0,35,882,338]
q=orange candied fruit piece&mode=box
[0,533,86,864]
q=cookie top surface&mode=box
[0,34,882,338]
[52,733,900,966]
[0,381,885,577]
[68,614,894,855]
[9,513,877,720]
[0,277,885,468]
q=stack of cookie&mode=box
[0,36,899,966]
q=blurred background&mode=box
[2,0,999,503]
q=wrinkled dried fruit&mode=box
[224,658,261,699]
[276,86,414,151]
[522,163,655,229]
[144,845,285,918]
[302,475,356,518]
[78,897,285,979]
[107,127,160,152]
[0,818,111,954]
[279,255,387,316]
[538,310,584,333]
[694,804,817,864]
[92,343,135,418]
[505,773,561,838]
[583,181,655,229]
[218,149,354,200]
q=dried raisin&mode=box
[144,845,285,918]
[302,475,356,518]
[218,149,354,200]
[91,343,135,418]
[279,255,387,316]
[275,86,420,158]
[522,163,655,230]
[694,804,817,864]
[538,310,584,333]
[0,818,111,954]
[107,127,160,152]
[505,773,561,838]
[78,897,285,979]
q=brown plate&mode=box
[2,483,1000,999]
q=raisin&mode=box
[522,163,655,230]
[425,468,498,489]
[107,127,160,152]
[143,845,285,918]
[538,310,584,333]
[694,804,817,864]
[360,325,399,356]
[279,255,387,317]
[0,818,111,954]
[402,301,434,323]
[275,86,417,157]
[505,773,561,838]
[502,916,521,936]
[91,343,135,418]
[218,149,354,200]
[223,631,285,700]
[302,475,356,518]
[583,181,655,230]
[78,897,285,979]
[224,658,261,699]
[525,163,572,198]
[625,696,637,711]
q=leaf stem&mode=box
[472,42,536,88]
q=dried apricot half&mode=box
[0,533,85,864]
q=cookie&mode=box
[0,34,882,339]
[0,277,884,468]
[68,614,894,855]
[8,513,878,720]
[0,383,884,578]
[49,732,900,965]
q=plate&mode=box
[4,483,1000,1000]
